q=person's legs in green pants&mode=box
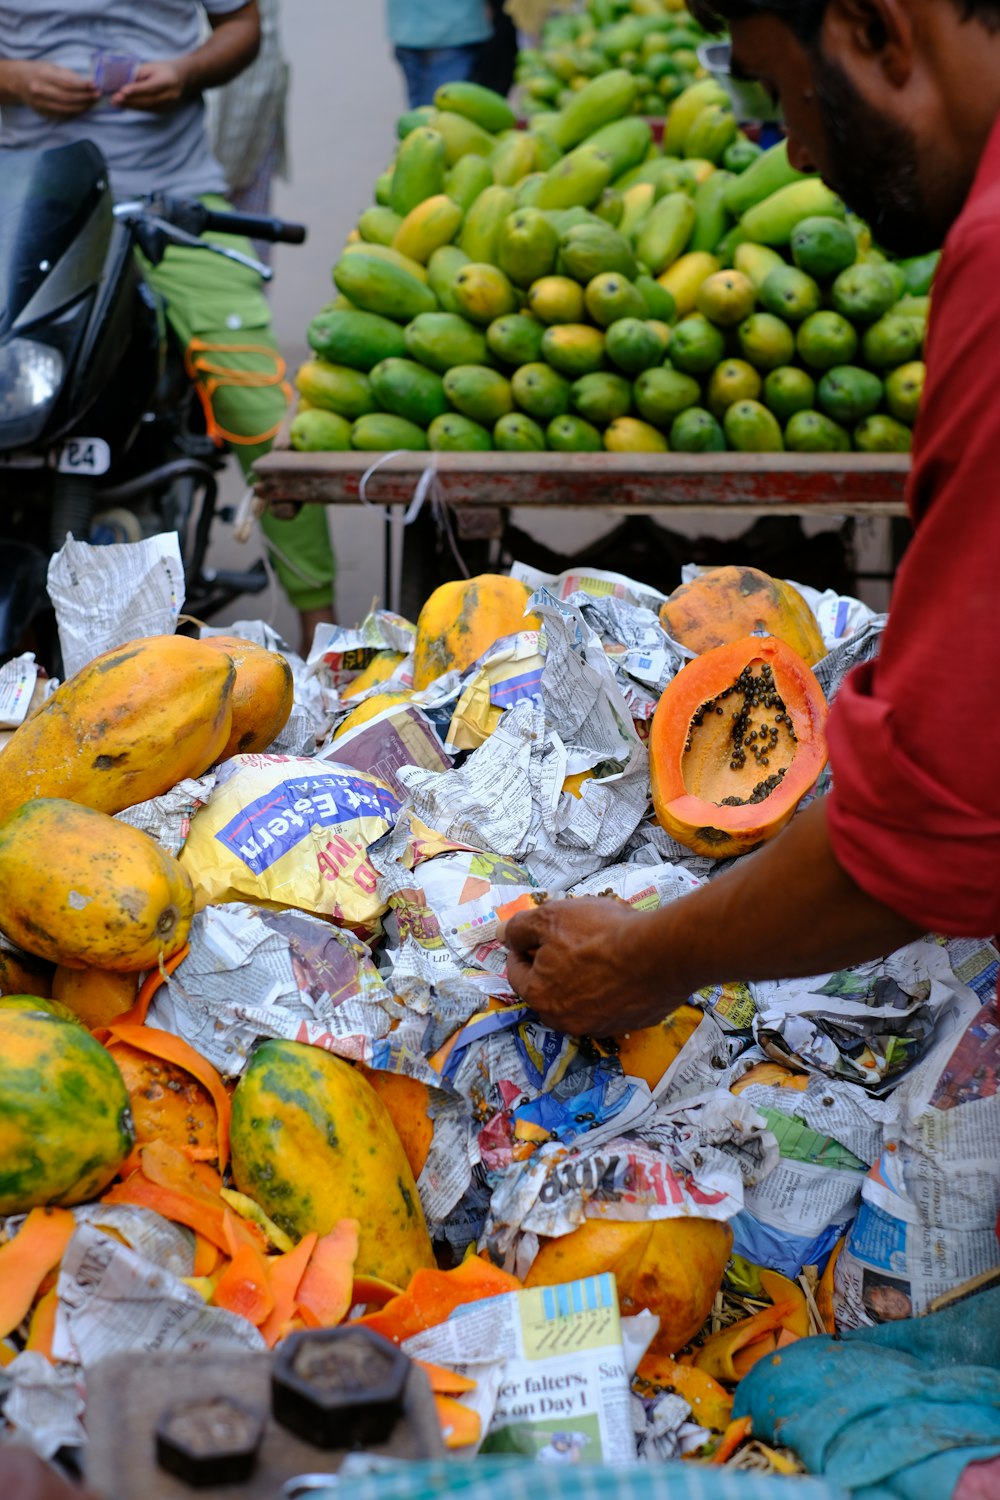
[138,197,336,651]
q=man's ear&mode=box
[823,0,916,87]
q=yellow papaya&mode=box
[343,651,406,700]
[392,194,464,265]
[230,1039,435,1287]
[0,634,234,822]
[0,799,194,971]
[199,635,294,760]
[51,966,138,1028]
[413,574,540,689]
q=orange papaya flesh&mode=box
[104,1022,230,1168]
[261,1233,318,1350]
[25,1287,58,1360]
[650,635,828,859]
[416,1360,477,1395]
[0,1208,76,1339]
[635,1352,733,1432]
[359,1258,521,1344]
[434,1394,481,1449]
[297,1220,361,1329]
[212,1239,275,1328]
[759,1268,811,1337]
[691,1299,797,1383]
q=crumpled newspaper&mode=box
[308,609,416,703]
[398,592,650,891]
[0,1353,85,1458]
[113,772,216,858]
[152,902,396,1074]
[484,1090,775,1261]
[48,532,184,679]
[372,811,540,995]
[52,1224,264,1366]
[752,936,984,1093]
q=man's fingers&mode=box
[504,904,553,954]
[504,947,534,999]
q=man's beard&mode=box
[812,53,960,255]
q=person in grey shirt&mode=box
[0,0,258,201]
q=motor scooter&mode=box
[0,139,306,665]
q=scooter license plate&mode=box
[56,438,111,476]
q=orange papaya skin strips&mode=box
[434,1394,481,1449]
[261,1233,318,1350]
[710,1414,753,1464]
[0,1209,76,1339]
[213,1233,275,1327]
[416,1360,477,1395]
[359,1258,521,1344]
[297,1220,360,1329]
[692,1300,797,1383]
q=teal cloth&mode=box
[734,1290,1000,1498]
[317,1459,848,1500]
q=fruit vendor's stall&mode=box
[253,447,909,613]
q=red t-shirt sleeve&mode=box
[826,215,1000,935]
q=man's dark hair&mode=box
[690,0,1000,40]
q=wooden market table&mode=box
[252,450,911,614]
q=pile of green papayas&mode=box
[517,0,713,120]
[292,69,936,457]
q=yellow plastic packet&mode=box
[180,754,401,936]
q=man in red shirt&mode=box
[505,0,1000,1035]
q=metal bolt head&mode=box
[272,1326,410,1450]
[156,1394,263,1488]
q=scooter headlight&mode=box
[0,338,65,422]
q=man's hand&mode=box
[112,60,188,112]
[4,61,98,117]
[504,897,677,1036]
[0,1449,97,1500]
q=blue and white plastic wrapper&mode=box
[180,753,401,936]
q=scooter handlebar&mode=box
[199,207,307,245]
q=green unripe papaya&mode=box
[390,128,447,217]
[427,244,471,314]
[496,208,561,289]
[357,206,404,247]
[332,252,437,323]
[351,413,429,451]
[494,412,548,451]
[428,413,493,450]
[443,365,515,426]
[486,312,546,366]
[435,80,516,134]
[308,309,408,371]
[296,360,377,419]
[459,185,518,263]
[741,179,846,246]
[636,192,697,276]
[405,311,490,374]
[444,154,494,212]
[369,358,449,427]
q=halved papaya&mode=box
[650,635,828,858]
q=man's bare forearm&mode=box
[647,798,923,1003]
